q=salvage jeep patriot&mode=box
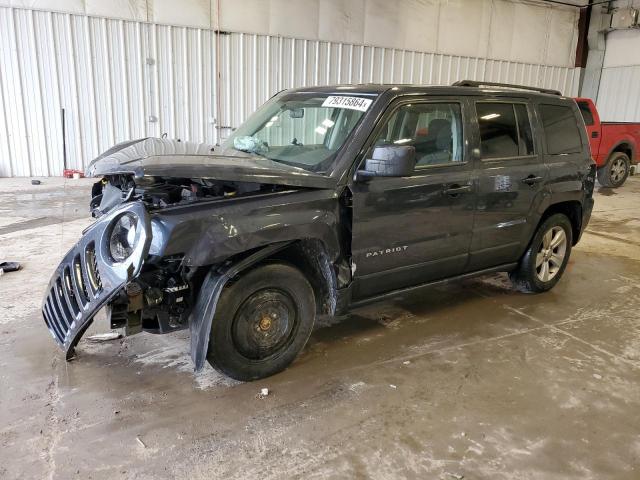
[43,81,595,381]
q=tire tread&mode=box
[509,213,573,294]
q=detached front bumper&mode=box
[42,202,151,358]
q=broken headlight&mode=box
[109,212,139,262]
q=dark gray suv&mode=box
[43,81,595,381]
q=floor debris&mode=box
[86,332,122,342]
[0,262,21,274]
[136,436,147,448]
[258,388,270,398]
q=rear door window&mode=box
[540,104,583,155]
[577,101,594,126]
[476,103,534,159]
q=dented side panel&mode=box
[149,189,343,267]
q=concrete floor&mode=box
[0,176,639,480]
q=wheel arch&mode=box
[538,201,583,246]
[188,239,339,371]
[608,141,634,164]
[267,239,338,319]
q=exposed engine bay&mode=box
[87,174,298,338]
[90,175,290,217]
[107,255,194,336]
[44,136,336,367]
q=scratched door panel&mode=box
[467,98,547,271]
[351,166,475,299]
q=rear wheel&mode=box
[597,152,630,188]
[509,214,573,293]
[207,262,316,381]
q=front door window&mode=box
[372,103,464,167]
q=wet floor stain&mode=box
[0,216,64,235]
[596,187,617,196]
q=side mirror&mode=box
[357,145,416,179]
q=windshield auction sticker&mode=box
[322,96,373,112]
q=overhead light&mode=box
[315,126,327,135]
[394,138,412,144]
[481,113,500,120]
[270,115,279,121]
[265,121,274,128]
[322,119,335,128]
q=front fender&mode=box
[149,189,341,266]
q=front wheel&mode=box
[597,152,630,188]
[509,214,573,293]
[207,262,316,381]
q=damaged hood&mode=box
[86,137,335,189]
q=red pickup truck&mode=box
[575,98,640,188]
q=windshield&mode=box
[220,92,375,173]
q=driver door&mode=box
[350,98,476,299]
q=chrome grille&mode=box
[42,202,150,357]
[86,242,103,294]
[42,240,108,345]
[73,255,89,307]
[63,266,81,316]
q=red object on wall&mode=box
[63,169,85,178]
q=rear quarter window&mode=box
[540,104,583,155]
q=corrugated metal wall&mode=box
[596,27,640,122]
[0,6,582,177]
[597,66,640,122]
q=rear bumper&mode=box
[42,202,151,358]
[577,196,594,244]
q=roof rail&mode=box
[452,80,562,96]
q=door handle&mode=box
[521,175,544,186]
[443,184,472,196]
[591,131,599,138]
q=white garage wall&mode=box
[0,0,581,66]
[0,1,581,177]
[597,18,640,121]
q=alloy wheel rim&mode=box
[611,158,626,183]
[535,226,567,282]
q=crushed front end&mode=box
[42,201,152,358]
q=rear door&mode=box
[538,101,591,206]
[350,97,476,299]
[467,98,548,271]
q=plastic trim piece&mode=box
[189,242,292,371]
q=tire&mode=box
[509,213,573,294]
[207,262,316,381]
[597,152,630,188]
